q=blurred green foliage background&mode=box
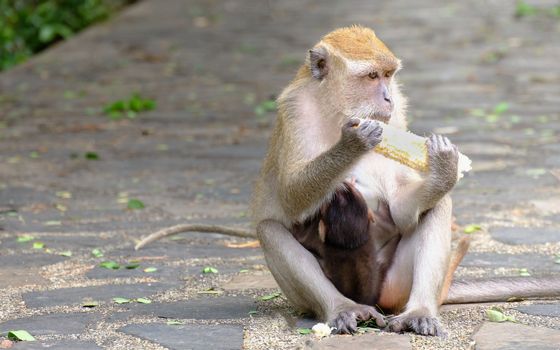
[0,0,133,71]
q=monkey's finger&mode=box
[345,117,361,129]
[436,135,444,149]
[442,136,454,150]
[358,120,374,132]
[426,134,436,147]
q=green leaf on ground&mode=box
[55,191,72,199]
[297,328,312,335]
[32,241,45,249]
[260,292,281,301]
[103,93,156,120]
[91,248,104,258]
[519,268,531,277]
[516,1,537,17]
[248,310,258,316]
[16,235,34,243]
[486,307,516,322]
[464,224,482,234]
[125,263,140,270]
[99,261,120,270]
[525,168,547,178]
[113,297,131,304]
[85,152,99,160]
[493,102,509,115]
[59,251,72,257]
[144,267,158,273]
[136,298,152,304]
[239,269,249,273]
[254,99,277,117]
[202,266,218,274]
[167,320,185,325]
[7,330,35,341]
[127,199,145,210]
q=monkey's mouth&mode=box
[370,112,391,123]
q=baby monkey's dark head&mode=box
[318,182,373,250]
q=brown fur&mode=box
[323,26,398,65]
[292,182,400,307]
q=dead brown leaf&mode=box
[225,240,260,248]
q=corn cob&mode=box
[373,123,472,179]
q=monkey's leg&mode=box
[384,196,452,336]
[256,219,385,334]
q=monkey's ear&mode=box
[309,46,328,80]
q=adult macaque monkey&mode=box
[252,25,457,336]
[136,25,560,336]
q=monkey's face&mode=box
[343,60,399,123]
[310,26,402,123]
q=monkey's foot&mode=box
[329,304,386,334]
[386,312,445,337]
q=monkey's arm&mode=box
[280,118,382,219]
[390,134,459,234]
[134,224,254,250]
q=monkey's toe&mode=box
[387,315,445,337]
[330,311,358,334]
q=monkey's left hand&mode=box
[426,134,459,195]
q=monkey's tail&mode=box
[134,224,256,250]
[439,236,471,304]
[445,276,560,304]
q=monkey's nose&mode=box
[382,86,392,104]
[383,92,392,104]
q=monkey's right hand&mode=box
[341,117,383,151]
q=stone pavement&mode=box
[0,0,559,349]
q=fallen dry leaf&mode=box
[226,240,260,248]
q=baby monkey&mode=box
[292,180,401,307]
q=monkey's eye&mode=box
[385,70,394,78]
[368,72,378,80]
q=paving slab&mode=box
[22,282,173,308]
[222,272,278,290]
[303,333,412,350]
[85,263,245,280]
[120,324,244,350]
[460,253,560,272]
[472,322,560,350]
[11,341,102,350]
[0,313,97,336]
[490,227,560,245]
[0,253,66,269]
[0,268,49,288]
[127,296,255,320]
[109,244,262,261]
[516,304,560,318]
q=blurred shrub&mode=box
[0,0,132,71]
